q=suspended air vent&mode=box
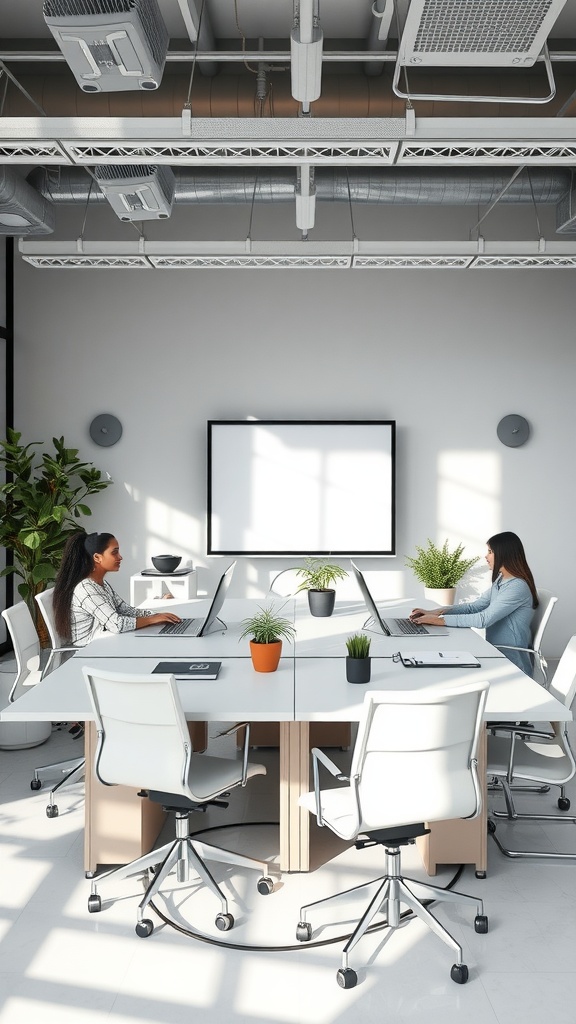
[43,0,169,92]
[399,0,568,67]
[0,168,55,236]
[93,164,175,220]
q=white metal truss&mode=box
[18,239,576,270]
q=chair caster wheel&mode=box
[450,963,469,984]
[215,913,234,931]
[136,919,154,938]
[474,914,489,933]
[257,876,274,895]
[558,796,571,810]
[337,967,358,989]
[87,894,101,914]
[46,804,59,818]
[296,921,312,942]
[30,778,42,791]
[488,819,496,834]
[475,871,487,879]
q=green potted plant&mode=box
[405,539,478,605]
[239,603,297,673]
[0,429,112,628]
[295,557,348,617]
[345,632,372,684]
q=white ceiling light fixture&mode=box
[392,0,569,104]
[43,0,169,93]
[93,164,175,220]
[291,0,324,112]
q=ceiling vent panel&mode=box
[93,164,175,220]
[42,0,168,92]
[0,168,55,236]
[398,0,568,68]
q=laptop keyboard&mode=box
[391,618,428,635]
[159,619,198,635]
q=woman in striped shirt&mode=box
[53,531,181,646]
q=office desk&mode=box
[1,599,569,875]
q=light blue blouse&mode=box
[442,575,534,675]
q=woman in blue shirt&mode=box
[411,531,538,675]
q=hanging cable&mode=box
[184,0,207,111]
[0,59,45,115]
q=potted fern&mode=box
[405,539,478,606]
[239,603,297,673]
[345,633,371,684]
[295,557,348,617]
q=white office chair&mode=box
[496,588,558,686]
[487,635,576,860]
[0,603,52,750]
[32,588,85,817]
[83,666,275,938]
[296,680,489,989]
[268,568,301,597]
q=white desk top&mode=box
[1,655,295,723]
[294,657,570,723]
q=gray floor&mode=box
[1,698,576,1024]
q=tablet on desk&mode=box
[152,661,222,680]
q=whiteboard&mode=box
[207,420,396,556]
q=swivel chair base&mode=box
[87,802,275,937]
[296,825,487,988]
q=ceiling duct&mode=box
[393,0,568,103]
[43,0,169,93]
[93,164,175,219]
[0,167,55,235]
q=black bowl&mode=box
[151,554,181,574]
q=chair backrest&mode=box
[532,589,558,653]
[83,666,193,798]
[34,588,61,649]
[349,680,489,833]
[269,568,301,597]
[548,635,576,710]
[1,602,42,701]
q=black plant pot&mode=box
[308,589,336,617]
[346,656,371,684]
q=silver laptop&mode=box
[137,561,236,637]
[350,561,449,637]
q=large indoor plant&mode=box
[405,538,478,605]
[295,557,348,617]
[0,429,112,624]
[239,603,297,673]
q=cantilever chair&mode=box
[83,666,275,938]
[1,603,52,750]
[296,681,489,989]
[496,588,558,686]
[487,635,576,860]
[31,588,84,817]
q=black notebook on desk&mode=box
[397,651,480,668]
[152,661,221,680]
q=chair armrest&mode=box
[212,723,252,785]
[310,747,349,828]
[495,644,536,655]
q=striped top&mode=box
[70,578,153,647]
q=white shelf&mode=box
[130,570,197,606]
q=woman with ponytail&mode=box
[53,531,181,646]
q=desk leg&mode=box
[418,727,488,877]
[84,723,166,876]
[279,721,310,872]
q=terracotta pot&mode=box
[249,639,282,673]
[424,587,456,606]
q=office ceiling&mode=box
[2,0,576,269]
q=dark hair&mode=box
[487,531,538,609]
[53,531,115,639]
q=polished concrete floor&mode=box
[1,707,576,1024]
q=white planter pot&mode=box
[424,587,456,606]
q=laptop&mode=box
[350,560,449,637]
[137,561,236,637]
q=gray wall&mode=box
[13,249,576,658]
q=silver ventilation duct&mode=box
[28,166,572,209]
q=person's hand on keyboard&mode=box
[136,611,181,630]
[410,611,446,627]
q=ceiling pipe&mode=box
[5,68,576,118]
[28,166,571,206]
[364,0,395,77]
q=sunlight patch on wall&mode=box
[438,451,501,554]
[145,497,201,565]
